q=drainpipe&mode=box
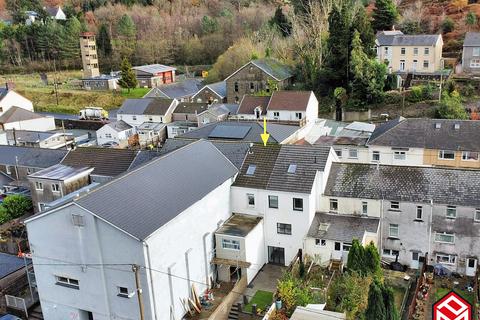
[428,199,433,261]
[143,241,158,320]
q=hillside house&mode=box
[225,59,293,103]
[376,31,444,82]
[28,164,93,212]
[462,32,480,74]
[133,64,176,88]
[25,140,238,320]
[96,121,135,148]
[192,81,227,104]
[117,98,177,127]
[171,102,208,122]
[44,6,66,20]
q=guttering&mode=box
[143,241,158,320]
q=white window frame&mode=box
[393,151,406,160]
[438,150,455,160]
[52,183,60,193]
[424,47,430,55]
[382,248,400,257]
[72,214,85,227]
[413,47,419,56]
[390,201,400,210]
[330,198,338,212]
[268,195,278,209]
[399,60,406,71]
[416,206,423,220]
[473,47,480,57]
[293,198,303,211]
[471,59,480,68]
[117,286,131,298]
[315,239,326,246]
[247,194,255,207]
[436,254,456,265]
[372,151,380,162]
[105,133,112,139]
[55,276,79,289]
[362,201,368,215]
[222,238,240,250]
[423,60,429,69]
[475,209,480,222]
[446,206,457,219]
[35,181,43,191]
[389,224,399,238]
[335,149,342,158]
[295,112,302,120]
[277,223,292,235]
[435,232,455,244]
[400,47,406,55]
[462,151,479,161]
[348,148,358,159]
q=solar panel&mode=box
[208,125,251,139]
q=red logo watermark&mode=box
[433,291,471,320]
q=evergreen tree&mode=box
[372,0,399,32]
[354,5,376,57]
[118,57,138,92]
[382,285,400,320]
[437,90,469,120]
[364,242,381,276]
[118,14,136,38]
[365,281,386,320]
[97,24,112,57]
[60,17,82,61]
[466,12,478,31]
[347,239,365,274]
[270,6,292,37]
[117,14,136,58]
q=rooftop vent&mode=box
[435,123,441,129]
[287,164,297,174]
[454,123,460,130]
[246,164,256,175]
[318,223,330,232]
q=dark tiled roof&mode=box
[61,148,139,177]
[367,117,404,142]
[324,163,480,207]
[267,91,312,111]
[173,102,208,114]
[105,120,132,132]
[0,146,68,168]
[233,144,331,193]
[251,58,293,81]
[307,212,380,243]
[367,118,480,151]
[0,253,30,279]
[76,140,237,240]
[464,32,480,47]
[233,144,281,190]
[117,98,174,116]
[237,95,270,115]
[177,121,298,143]
[128,150,162,170]
[376,31,441,46]
[0,107,43,124]
[0,88,7,100]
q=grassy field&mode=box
[0,70,150,114]
[245,290,274,312]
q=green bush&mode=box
[2,195,33,219]
[0,206,11,224]
[461,84,476,97]
[442,17,454,33]
[408,86,423,103]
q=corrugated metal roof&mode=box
[28,164,92,180]
[132,64,176,74]
[76,140,238,240]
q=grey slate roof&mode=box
[76,140,238,240]
[173,102,208,114]
[117,98,174,116]
[464,32,480,47]
[5,130,58,143]
[367,118,480,151]
[128,150,161,170]
[144,79,203,99]
[251,59,293,81]
[307,212,380,243]
[0,146,68,168]
[233,144,331,193]
[0,107,44,124]
[376,31,441,46]
[132,64,176,75]
[177,121,299,143]
[29,164,92,181]
[324,163,480,207]
[105,120,132,132]
[0,88,7,100]
[199,104,238,117]
[206,81,227,98]
[0,252,30,279]
[159,139,250,169]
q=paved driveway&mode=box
[244,264,286,301]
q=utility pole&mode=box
[132,264,145,320]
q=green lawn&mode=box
[120,87,151,98]
[435,287,475,305]
[245,290,274,312]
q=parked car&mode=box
[101,141,119,148]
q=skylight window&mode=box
[246,165,256,175]
[287,164,297,174]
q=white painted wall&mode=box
[0,91,34,116]
[117,101,178,127]
[244,219,265,282]
[2,117,56,131]
[96,125,134,146]
[334,145,425,166]
[266,92,318,124]
[318,196,382,218]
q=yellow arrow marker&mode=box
[261,117,270,146]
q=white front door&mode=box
[410,252,420,269]
[400,60,406,71]
[466,258,477,276]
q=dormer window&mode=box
[246,165,256,175]
[287,164,297,174]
